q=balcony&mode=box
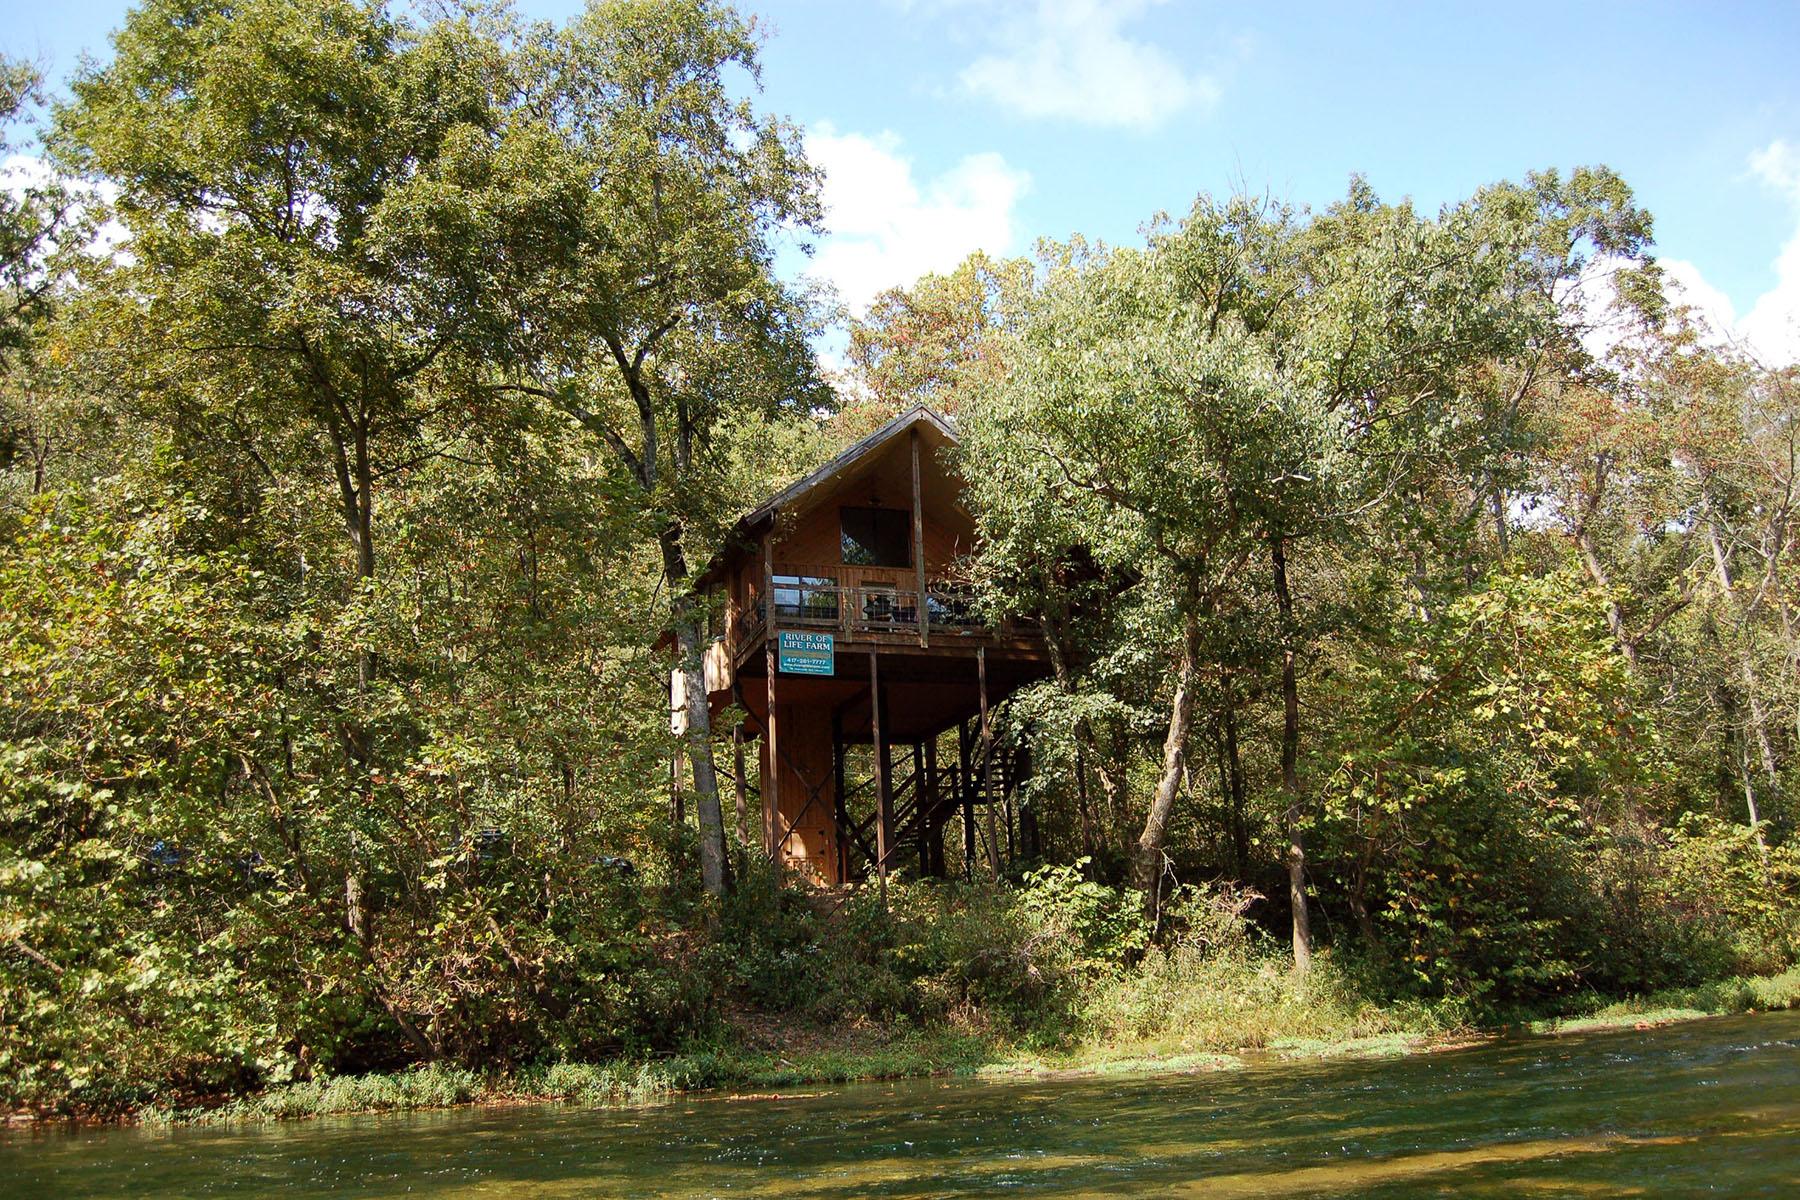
[732,563,1035,657]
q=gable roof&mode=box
[697,405,960,586]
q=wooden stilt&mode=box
[1005,774,1016,863]
[913,742,928,876]
[764,643,780,863]
[959,720,976,880]
[832,711,849,884]
[870,650,891,908]
[979,645,1000,879]
[924,737,940,877]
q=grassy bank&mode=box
[1529,965,1800,1036]
[122,963,1800,1128]
[143,1030,1001,1126]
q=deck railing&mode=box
[734,563,1029,648]
[772,584,989,634]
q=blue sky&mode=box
[7,0,1800,359]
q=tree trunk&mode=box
[1045,619,1126,868]
[1133,606,1201,918]
[1574,526,1637,666]
[1708,520,1778,852]
[979,646,1000,880]
[1219,673,1249,878]
[673,586,729,896]
[732,723,750,847]
[1271,533,1313,976]
[559,352,730,895]
[1348,853,1380,949]
[321,399,382,992]
[1075,746,1097,862]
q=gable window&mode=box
[840,506,911,568]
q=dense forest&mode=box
[3,0,1797,1119]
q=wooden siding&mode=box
[773,501,973,578]
[760,698,839,882]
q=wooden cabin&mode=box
[686,406,1049,886]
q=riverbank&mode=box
[31,963,1780,1129]
[1529,966,1800,1035]
[12,1009,1799,1200]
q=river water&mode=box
[3,1011,1796,1198]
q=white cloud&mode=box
[956,0,1218,131]
[1658,257,1745,341]
[1748,139,1800,197]
[1659,139,1800,366]
[1561,254,1655,362]
[804,126,1029,315]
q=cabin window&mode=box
[773,574,839,622]
[840,506,912,568]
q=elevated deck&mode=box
[730,561,1043,669]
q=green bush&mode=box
[706,866,1156,1039]
[1593,816,1800,991]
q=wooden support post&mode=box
[761,532,781,863]
[870,650,891,908]
[764,642,781,863]
[1003,740,1016,863]
[912,428,928,649]
[979,646,1000,879]
[959,720,976,881]
[762,534,775,629]
[832,711,849,884]
[913,742,929,876]
[924,737,940,877]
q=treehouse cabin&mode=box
[682,406,1048,886]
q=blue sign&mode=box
[778,630,835,676]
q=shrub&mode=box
[1593,816,1800,991]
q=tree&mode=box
[0,57,94,498]
[53,0,564,1048]
[962,220,1284,917]
[847,250,1032,416]
[1246,169,1654,971]
[965,171,1653,969]
[1314,571,1649,1002]
[483,0,828,896]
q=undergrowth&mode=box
[71,864,1800,1126]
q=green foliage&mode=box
[1315,572,1636,1001]
[2,0,834,1119]
[846,251,1032,417]
[707,865,1150,1037]
[0,445,689,1114]
[1014,860,1150,971]
[1313,570,1800,1006]
[1596,816,1800,987]
[5,0,1800,1127]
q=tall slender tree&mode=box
[492,0,826,895]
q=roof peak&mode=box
[694,405,962,587]
[745,404,957,522]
